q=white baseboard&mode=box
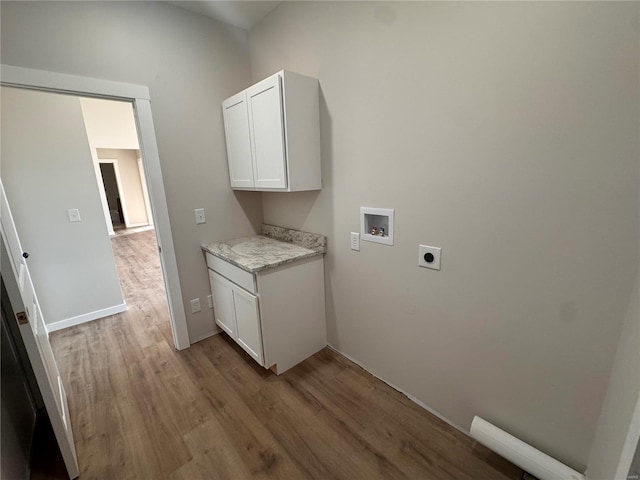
[47,303,128,333]
[327,344,470,438]
[126,223,152,229]
[189,329,219,345]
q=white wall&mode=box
[0,86,125,324]
[97,148,149,227]
[80,97,139,150]
[0,0,264,342]
[80,97,142,233]
[249,1,640,470]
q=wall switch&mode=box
[350,232,360,251]
[67,209,81,223]
[207,294,213,309]
[190,298,201,313]
[418,245,442,270]
[194,208,206,225]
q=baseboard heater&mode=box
[470,416,586,480]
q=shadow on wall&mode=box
[249,87,336,343]
[318,90,337,347]
[233,190,264,233]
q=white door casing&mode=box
[0,64,190,350]
[137,157,153,227]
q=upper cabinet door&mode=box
[222,91,255,189]
[247,74,287,190]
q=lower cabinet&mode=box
[209,270,263,365]
[206,253,326,374]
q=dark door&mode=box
[1,279,39,479]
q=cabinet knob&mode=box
[22,252,29,259]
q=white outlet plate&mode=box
[418,245,441,270]
[67,208,81,223]
[207,294,213,309]
[194,208,206,224]
[190,298,201,313]
[350,232,360,251]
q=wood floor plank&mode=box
[283,358,459,480]
[178,342,228,381]
[196,368,309,479]
[48,230,522,480]
[74,395,162,480]
[178,418,252,473]
[126,342,212,436]
[299,362,519,480]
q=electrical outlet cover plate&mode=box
[68,208,81,223]
[195,208,206,224]
[418,245,441,270]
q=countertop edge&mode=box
[201,242,325,274]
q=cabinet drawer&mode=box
[206,253,256,294]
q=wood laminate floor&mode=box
[50,230,522,480]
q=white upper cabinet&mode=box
[247,74,287,189]
[221,70,321,192]
[222,91,254,188]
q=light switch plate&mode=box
[418,245,442,270]
[207,295,213,309]
[68,208,81,223]
[195,208,206,225]
[350,232,360,251]
[190,298,201,313]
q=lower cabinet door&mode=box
[209,271,237,338]
[232,286,264,366]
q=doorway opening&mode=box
[1,81,186,349]
[1,63,190,349]
[99,161,125,230]
[1,64,192,479]
[77,95,173,338]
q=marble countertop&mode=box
[202,225,326,273]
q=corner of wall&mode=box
[586,267,640,479]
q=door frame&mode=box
[137,156,154,227]
[0,64,190,350]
